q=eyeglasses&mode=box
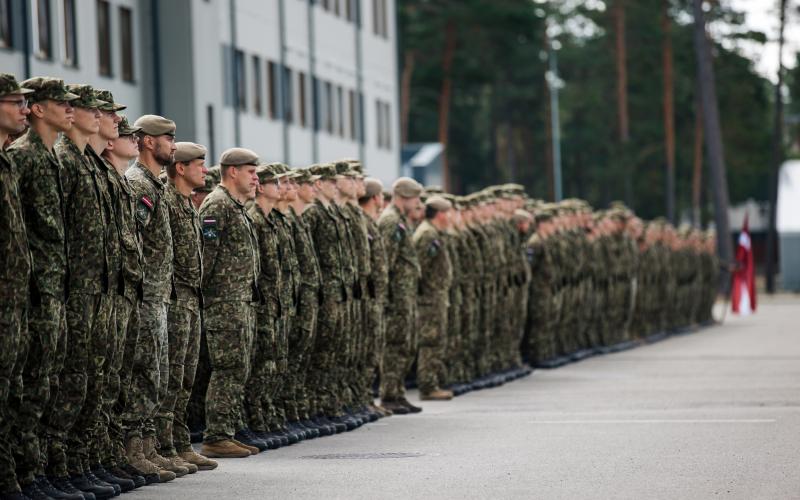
[0,98,28,108]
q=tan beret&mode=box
[134,114,176,136]
[173,142,207,163]
[392,177,423,198]
[512,209,534,224]
[363,177,383,199]
[425,195,452,211]
[220,147,259,166]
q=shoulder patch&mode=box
[202,218,219,240]
[427,238,441,257]
[135,196,153,223]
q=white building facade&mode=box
[0,0,400,182]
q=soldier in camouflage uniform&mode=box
[413,196,454,401]
[378,178,423,414]
[199,148,262,459]
[123,114,181,479]
[0,74,33,499]
[245,164,284,446]
[157,142,216,471]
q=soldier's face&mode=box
[37,100,74,132]
[151,135,176,166]
[284,180,298,201]
[233,164,258,199]
[183,158,207,190]
[0,94,31,135]
[111,134,139,160]
[260,180,281,201]
[336,176,355,198]
[297,182,315,203]
[72,106,101,135]
[317,179,338,200]
[98,110,121,140]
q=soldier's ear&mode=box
[29,101,47,119]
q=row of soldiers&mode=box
[0,73,720,500]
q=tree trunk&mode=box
[692,95,703,227]
[614,0,632,204]
[662,0,676,223]
[765,0,787,294]
[437,21,457,191]
[692,0,734,293]
[544,78,555,201]
[400,50,415,145]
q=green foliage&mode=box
[399,0,776,219]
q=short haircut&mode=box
[425,204,439,220]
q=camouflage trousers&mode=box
[524,285,551,364]
[277,309,316,422]
[359,297,383,406]
[101,294,138,467]
[307,292,345,416]
[446,291,463,385]
[459,285,478,381]
[0,300,27,493]
[156,298,201,456]
[417,300,448,394]
[203,301,256,443]
[120,300,168,441]
[244,311,278,433]
[379,298,416,402]
[293,286,318,417]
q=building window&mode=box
[282,66,293,124]
[334,0,340,16]
[312,76,320,131]
[35,0,52,59]
[337,86,344,137]
[62,0,77,66]
[252,55,262,115]
[120,7,135,81]
[373,0,387,37]
[234,49,246,111]
[97,0,112,75]
[376,100,383,148]
[371,0,378,36]
[0,0,11,49]
[298,72,307,128]
[267,61,278,119]
[322,0,329,11]
[348,90,356,140]
[383,101,392,148]
[324,81,333,133]
[358,92,365,144]
[206,104,216,165]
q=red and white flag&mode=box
[731,213,756,315]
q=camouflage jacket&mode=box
[332,203,357,295]
[289,207,321,295]
[413,220,452,305]
[9,129,67,300]
[200,185,260,306]
[304,200,347,302]
[249,203,282,317]
[126,162,174,302]
[87,146,122,295]
[345,203,372,296]
[364,214,388,305]
[0,149,31,303]
[105,163,143,302]
[378,204,419,305]
[274,209,300,314]
[164,182,203,307]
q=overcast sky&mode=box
[729,0,800,81]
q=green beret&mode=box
[219,147,258,166]
[392,177,423,198]
[0,73,34,97]
[117,116,141,136]
[134,114,176,137]
[94,89,126,112]
[173,142,207,163]
[309,163,337,180]
[22,77,79,103]
[66,84,107,109]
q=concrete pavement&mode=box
[133,295,800,499]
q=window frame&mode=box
[97,0,112,76]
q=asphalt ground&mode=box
[131,295,800,499]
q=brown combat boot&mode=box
[125,436,176,483]
[178,450,218,471]
[200,439,251,459]
[171,455,198,474]
[420,388,454,401]
[380,400,411,415]
[143,437,189,477]
[230,438,260,455]
[371,403,393,417]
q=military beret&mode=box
[0,73,34,97]
[196,165,220,193]
[94,89,126,112]
[173,142,207,163]
[309,163,337,180]
[363,177,383,199]
[134,114,176,137]
[255,164,280,184]
[22,77,79,103]
[117,116,141,136]
[424,185,444,195]
[219,147,258,166]
[512,209,534,224]
[334,161,358,177]
[534,210,554,223]
[425,195,452,211]
[65,84,106,109]
[392,177,423,198]
[288,168,319,184]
